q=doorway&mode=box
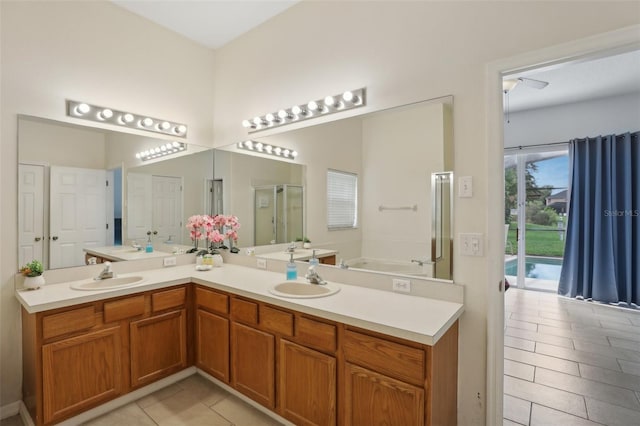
[254,184,304,246]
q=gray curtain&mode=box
[558,131,640,306]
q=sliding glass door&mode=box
[504,148,569,292]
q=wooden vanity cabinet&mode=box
[195,287,230,383]
[22,284,189,426]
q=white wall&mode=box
[361,102,445,262]
[505,92,640,148]
[210,2,640,424]
[1,0,215,409]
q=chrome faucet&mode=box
[411,259,426,266]
[95,261,115,280]
[305,265,327,285]
[338,259,349,269]
[285,241,297,253]
[131,240,143,251]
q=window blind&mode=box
[327,169,358,229]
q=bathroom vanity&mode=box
[17,263,462,426]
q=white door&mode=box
[152,176,183,244]
[50,166,107,268]
[18,164,45,268]
[127,173,152,243]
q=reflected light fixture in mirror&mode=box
[237,140,298,159]
[67,100,188,138]
[242,88,366,133]
[135,141,187,161]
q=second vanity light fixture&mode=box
[67,100,188,138]
[136,141,186,161]
[242,88,366,133]
[237,140,298,159]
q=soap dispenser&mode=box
[145,234,154,253]
[309,249,319,267]
[286,253,297,280]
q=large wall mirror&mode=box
[17,115,214,270]
[215,96,454,280]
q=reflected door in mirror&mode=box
[19,164,45,268]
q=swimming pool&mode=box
[505,256,563,281]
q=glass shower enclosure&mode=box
[254,184,304,246]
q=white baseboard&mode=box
[0,400,21,420]
[19,402,35,426]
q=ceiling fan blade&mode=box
[518,77,549,89]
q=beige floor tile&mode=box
[629,316,640,327]
[530,404,603,426]
[511,313,572,329]
[609,336,640,352]
[504,394,531,425]
[504,376,587,418]
[0,416,23,426]
[136,383,183,409]
[505,335,536,352]
[618,359,640,376]
[573,339,640,362]
[503,419,526,426]
[575,325,640,343]
[578,363,640,392]
[142,391,231,426]
[83,403,157,426]
[505,346,580,376]
[212,395,283,426]
[535,367,640,411]
[540,325,610,345]
[176,375,228,407]
[585,397,640,426]
[535,343,622,371]
[506,326,575,349]
[505,359,535,381]
[507,318,539,332]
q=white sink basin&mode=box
[269,281,340,298]
[71,276,145,291]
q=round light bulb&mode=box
[324,96,336,107]
[76,103,91,115]
[253,117,262,125]
[135,153,141,159]
[274,147,282,155]
[237,142,244,148]
[244,140,253,149]
[283,149,290,157]
[242,119,251,128]
[292,105,302,115]
[307,101,319,111]
[265,113,276,122]
[265,145,273,153]
[100,108,113,119]
[154,147,161,153]
[175,124,187,134]
[291,151,298,158]
[122,113,134,123]
[172,141,180,147]
[255,142,263,151]
[278,109,288,119]
[142,118,153,127]
[160,145,167,151]
[160,121,171,130]
[144,150,150,157]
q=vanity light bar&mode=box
[67,100,188,138]
[135,141,187,161]
[241,88,366,133]
[237,140,298,159]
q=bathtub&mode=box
[345,257,433,278]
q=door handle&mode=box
[34,237,41,242]
[52,236,59,241]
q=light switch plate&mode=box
[392,278,411,293]
[459,233,484,256]
[257,258,267,269]
[163,256,177,267]
[459,176,473,198]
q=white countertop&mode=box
[85,246,172,261]
[15,263,463,345]
[257,248,338,262]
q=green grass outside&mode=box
[505,221,565,257]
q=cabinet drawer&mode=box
[260,306,293,336]
[196,287,229,314]
[152,287,186,312]
[344,330,425,386]
[104,295,145,323]
[296,316,336,353]
[42,306,96,340]
[230,298,258,325]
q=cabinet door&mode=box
[344,363,424,426]
[130,309,187,388]
[231,322,275,409]
[279,340,336,426]
[42,327,122,424]
[196,309,230,383]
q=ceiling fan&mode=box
[503,77,549,93]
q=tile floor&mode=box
[504,288,640,426]
[1,375,284,426]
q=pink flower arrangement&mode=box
[186,214,240,251]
